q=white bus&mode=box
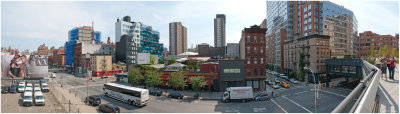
[103,83,149,106]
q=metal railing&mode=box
[332,60,381,113]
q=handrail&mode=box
[332,60,379,113]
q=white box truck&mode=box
[222,87,253,103]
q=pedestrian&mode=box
[381,55,388,80]
[374,55,381,69]
[388,56,396,80]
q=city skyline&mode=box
[1,0,399,51]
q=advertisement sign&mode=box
[1,55,48,79]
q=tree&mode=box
[186,58,199,71]
[189,76,206,91]
[169,58,176,65]
[391,48,399,58]
[150,54,155,65]
[128,66,144,86]
[368,46,376,58]
[289,72,295,79]
[144,71,162,88]
[168,71,187,90]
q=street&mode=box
[52,71,352,113]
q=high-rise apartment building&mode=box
[358,31,399,57]
[115,16,141,47]
[266,1,357,72]
[116,35,140,66]
[140,25,164,61]
[214,14,226,47]
[239,25,267,91]
[169,22,187,55]
[65,26,101,66]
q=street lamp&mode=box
[304,65,318,113]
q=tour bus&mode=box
[103,83,149,106]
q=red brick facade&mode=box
[358,31,399,57]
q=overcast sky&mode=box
[1,0,399,51]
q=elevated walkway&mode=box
[378,65,399,113]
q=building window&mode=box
[247,69,251,76]
[260,69,264,76]
[247,36,251,42]
[261,48,263,53]
[254,57,257,64]
[261,58,264,64]
[247,47,250,53]
[254,47,257,54]
[254,69,258,76]
[260,36,264,42]
[254,36,257,43]
[247,58,250,64]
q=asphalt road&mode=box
[50,71,352,113]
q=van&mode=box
[23,91,33,107]
[18,83,25,93]
[34,92,45,106]
[41,83,49,92]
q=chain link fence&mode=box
[49,83,83,113]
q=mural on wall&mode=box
[1,55,48,79]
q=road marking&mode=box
[67,84,104,89]
[336,88,352,92]
[253,107,266,112]
[318,90,346,98]
[282,90,309,97]
[271,99,288,113]
[282,96,312,113]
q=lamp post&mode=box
[304,65,318,113]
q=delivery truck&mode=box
[222,87,253,103]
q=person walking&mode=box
[374,55,381,68]
[380,55,388,80]
[388,56,396,80]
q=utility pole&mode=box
[304,65,318,113]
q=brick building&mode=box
[239,25,267,91]
[284,34,331,75]
[358,31,399,57]
[37,44,48,55]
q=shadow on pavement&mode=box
[94,94,143,111]
[378,83,399,113]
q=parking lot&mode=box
[1,90,65,113]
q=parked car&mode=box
[149,89,163,96]
[268,80,274,85]
[290,78,299,84]
[168,93,184,99]
[23,91,33,107]
[274,78,280,83]
[99,104,120,113]
[280,81,290,88]
[101,75,108,79]
[9,84,17,93]
[50,73,56,78]
[34,91,45,106]
[279,74,285,77]
[85,96,102,106]
[270,83,280,89]
[337,81,347,87]
[34,87,42,93]
[18,83,25,93]
[19,81,25,85]
[41,83,49,92]
[281,75,289,80]
[254,93,270,101]
[2,86,10,94]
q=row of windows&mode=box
[247,57,264,65]
[246,35,264,43]
[104,84,142,98]
[223,69,240,73]
[246,68,264,76]
[246,47,264,54]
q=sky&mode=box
[1,0,399,52]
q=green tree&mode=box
[369,46,376,58]
[189,76,206,91]
[150,54,155,65]
[168,71,187,90]
[289,72,295,79]
[186,58,199,71]
[128,66,144,86]
[144,71,162,88]
[169,58,176,65]
[391,48,399,58]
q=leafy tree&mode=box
[144,71,162,88]
[186,58,199,71]
[391,48,398,58]
[368,46,376,58]
[189,76,206,91]
[128,66,144,86]
[289,72,295,79]
[169,58,176,65]
[150,54,155,65]
[168,71,187,90]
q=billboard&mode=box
[1,55,48,79]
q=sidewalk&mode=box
[377,67,399,113]
[49,81,98,113]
